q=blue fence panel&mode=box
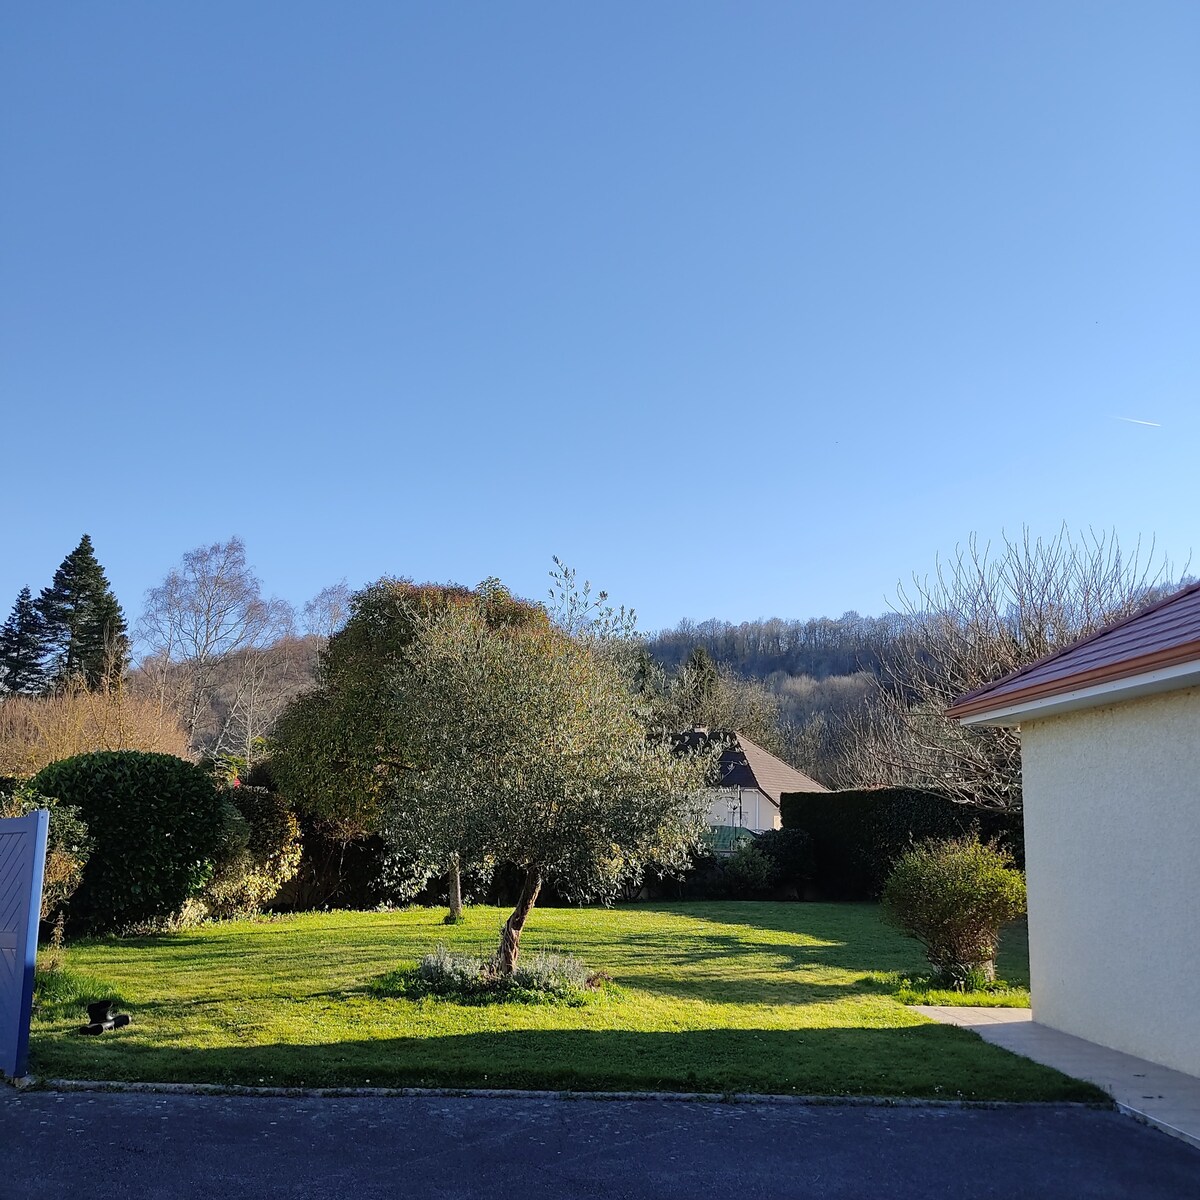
[0,810,49,1079]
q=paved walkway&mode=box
[3,1090,1198,1199]
[915,1007,1200,1149]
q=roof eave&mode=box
[953,658,1200,727]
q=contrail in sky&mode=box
[1114,417,1162,427]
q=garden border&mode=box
[15,1076,1112,1109]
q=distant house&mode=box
[680,729,827,849]
[948,581,1200,1079]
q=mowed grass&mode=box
[30,903,1094,1100]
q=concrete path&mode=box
[3,1090,1199,1199]
[915,1007,1200,1150]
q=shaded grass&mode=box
[29,903,1091,1101]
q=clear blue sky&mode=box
[4,3,1197,635]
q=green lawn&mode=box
[30,902,1093,1101]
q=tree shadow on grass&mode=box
[622,968,896,1007]
[30,1023,1105,1104]
[593,931,925,1001]
[627,901,888,941]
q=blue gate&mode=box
[0,810,49,1079]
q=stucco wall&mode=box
[704,788,781,834]
[1020,685,1200,1077]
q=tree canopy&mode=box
[384,600,708,972]
[270,577,549,841]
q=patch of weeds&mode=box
[369,944,600,1007]
[34,964,125,1020]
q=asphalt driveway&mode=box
[3,1091,1197,1199]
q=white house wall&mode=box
[704,789,781,835]
[1019,685,1200,1077]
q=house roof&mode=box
[675,729,828,802]
[947,581,1200,725]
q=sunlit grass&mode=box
[29,903,1090,1100]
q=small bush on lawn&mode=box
[369,944,595,1006]
[882,837,1026,988]
[32,751,227,934]
[511,950,591,998]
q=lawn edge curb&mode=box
[22,1078,1112,1109]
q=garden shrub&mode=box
[754,827,813,892]
[32,751,227,933]
[413,943,488,994]
[511,950,590,998]
[779,787,1023,899]
[0,685,190,777]
[370,944,594,1005]
[0,780,92,920]
[720,841,780,898]
[882,837,1026,986]
[200,785,303,919]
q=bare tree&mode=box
[844,526,1180,807]
[211,636,318,763]
[138,538,294,749]
[302,582,352,642]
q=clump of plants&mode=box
[0,780,92,920]
[882,836,1026,988]
[370,943,599,1006]
[719,841,780,898]
[199,784,303,920]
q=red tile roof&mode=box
[948,581,1200,720]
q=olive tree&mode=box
[385,602,708,974]
[271,578,548,911]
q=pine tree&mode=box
[35,534,130,689]
[0,587,48,694]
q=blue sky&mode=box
[4,3,1197,635]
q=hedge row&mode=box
[779,787,1023,900]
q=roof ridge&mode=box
[732,730,827,797]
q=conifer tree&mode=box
[0,587,48,694]
[35,534,130,689]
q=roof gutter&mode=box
[954,658,1200,727]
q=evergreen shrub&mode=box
[32,751,227,933]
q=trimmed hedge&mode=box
[779,787,1023,900]
[32,751,227,933]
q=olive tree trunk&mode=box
[497,867,543,975]
[447,853,463,922]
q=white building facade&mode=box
[950,582,1200,1079]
